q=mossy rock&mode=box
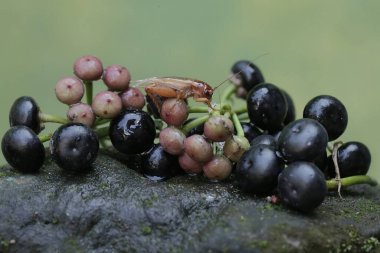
[0,150,379,253]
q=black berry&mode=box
[2,126,45,173]
[109,110,156,154]
[50,123,99,171]
[9,96,42,134]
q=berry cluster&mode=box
[1,55,376,213]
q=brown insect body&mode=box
[136,77,214,110]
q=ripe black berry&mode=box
[282,90,296,125]
[250,134,276,148]
[230,60,265,97]
[141,144,182,181]
[109,110,156,154]
[277,118,328,163]
[241,122,261,143]
[278,162,327,213]
[236,144,284,195]
[303,95,348,141]
[1,126,45,173]
[9,96,42,134]
[247,83,288,132]
[50,123,99,171]
[327,141,371,178]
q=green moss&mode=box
[141,225,152,235]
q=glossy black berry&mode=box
[247,83,288,132]
[50,123,99,171]
[278,162,327,213]
[109,110,155,154]
[146,94,162,119]
[250,134,276,148]
[236,144,284,195]
[241,122,262,143]
[282,90,296,125]
[327,141,371,178]
[278,118,328,163]
[303,95,348,141]
[141,144,182,181]
[1,126,45,173]
[230,60,265,94]
[9,96,42,134]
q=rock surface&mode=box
[0,150,380,253]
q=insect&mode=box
[134,77,215,111]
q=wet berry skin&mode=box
[277,118,328,163]
[2,126,45,173]
[278,162,327,213]
[327,141,371,178]
[250,134,276,148]
[231,60,265,94]
[109,110,155,154]
[50,123,99,171]
[235,144,284,195]
[282,90,296,125]
[241,122,261,143]
[303,95,348,141]
[247,83,288,132]
[9,96,42,134]
[141,144,182,181]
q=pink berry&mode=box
[160,98,188,126]
[159,127,185,155]
[92,91,122,118]
[178,152,203,175]
[223,135,250,162]
[120,87,146,110]
[67,103,95,127]
[73,55,103,81]
[103,64,131,91]
[203,115,234,142]
[55,76,84,105]
[203,155,232,181]
[184,134,213,163]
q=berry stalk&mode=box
[326,175,378,190]
[38,133,53,143]
[188,105,210,113]
[232,112,244,137]
[84,80,93,105]
[182,115,210,135]
[39,113,69,124]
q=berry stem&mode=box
[232,112,244,137]
[95,118,110,126]
[95,126,109,139]
[188,106,210,113]
[39,113,69,124]
[84,80,93,105]
[326,175,378,190]
[220,85,236,108]
[38,133,53,143]
[238,113,249,121]
[182,115,210,135]
[233,106,247,115]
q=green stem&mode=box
[238,113,249,121]
[95,126,109,139]
[38,133,52,143]
[220,85,236,108]
[182,115,210,134]
[188,106,210,113]
[84,80,93,105]
[39,113,69,124]
[326,175,378,190]
[95,118,110,126]
[232,112,244,137]
[233,106,247,115]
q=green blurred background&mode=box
[0,1,379,180]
